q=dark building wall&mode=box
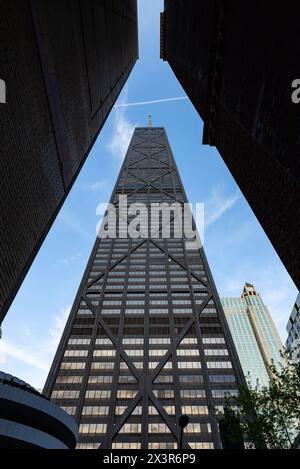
[161,0,300,290]
[44,127,244,450]
[0,0,138,322]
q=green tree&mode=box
[220,350,300,449]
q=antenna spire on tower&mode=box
[148,113,152,128]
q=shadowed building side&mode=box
[161,0,300,291]
[0,0,138,322]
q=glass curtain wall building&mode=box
[44,127,244,449]
[222,283,285,387]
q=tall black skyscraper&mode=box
[44,127,244,449]
[160,0,300,291]
[0,0,138,322]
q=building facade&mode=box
[222,284,285,387]
[0,0,138,322]
[160,0,300,292]
[44,127,244,450]
[286,293,300,362]
[0,372,78,449]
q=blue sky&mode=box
[0,0,297,389]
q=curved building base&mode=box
[0,372,78,449]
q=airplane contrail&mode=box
[114,96,188,108]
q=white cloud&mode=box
[62,256,76,265]
[48,305,71,351]
[258,271,297,336]
[114,96,188,108]
[107,86,136,162]
[0,340,6,365]
[61,253,82,266]
[0,305,71,385]
[205,184,240,228]
[0,340,49,372]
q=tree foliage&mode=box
[222,350,300,449]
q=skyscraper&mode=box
[160,0,300,291]
[286,293,300,363]
[0,0,138,323]
[44,126,244,450]
[222,283,285,387]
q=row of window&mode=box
[95,338,113,345]
[125,349,144,356]
[203,338,225,344]
[91,362,114,370]
[123,338,144,344]
[56,376,83,384]
[82,406,109,416]
[177,349,200,356]
[64,350,88,357]
[178,361,202,369]
[153,390,174,399]
[93,350,116,357]
[212,390,238,398]
[149,349,168,356]
[154,375,173,384]
[82,306,216,316]
[68,338,91,345]
[126,301,145,305]
[52,390,80,399]
[182,407,209,417]
[189,442,214,449]
[61,362,86,370]
[207,362,232,369]
[204,349,229,356]
[86,390,111,399]
[79,424,107,435]
[180,390,206,398]
[173,308,193,314]
[55,371,235,390]
[112,443,168,450]
[88,376,113,384]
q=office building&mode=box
[44,126,244,449]
[160,0,300,291]
[222,283,285,387]
[0,0,138,322]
